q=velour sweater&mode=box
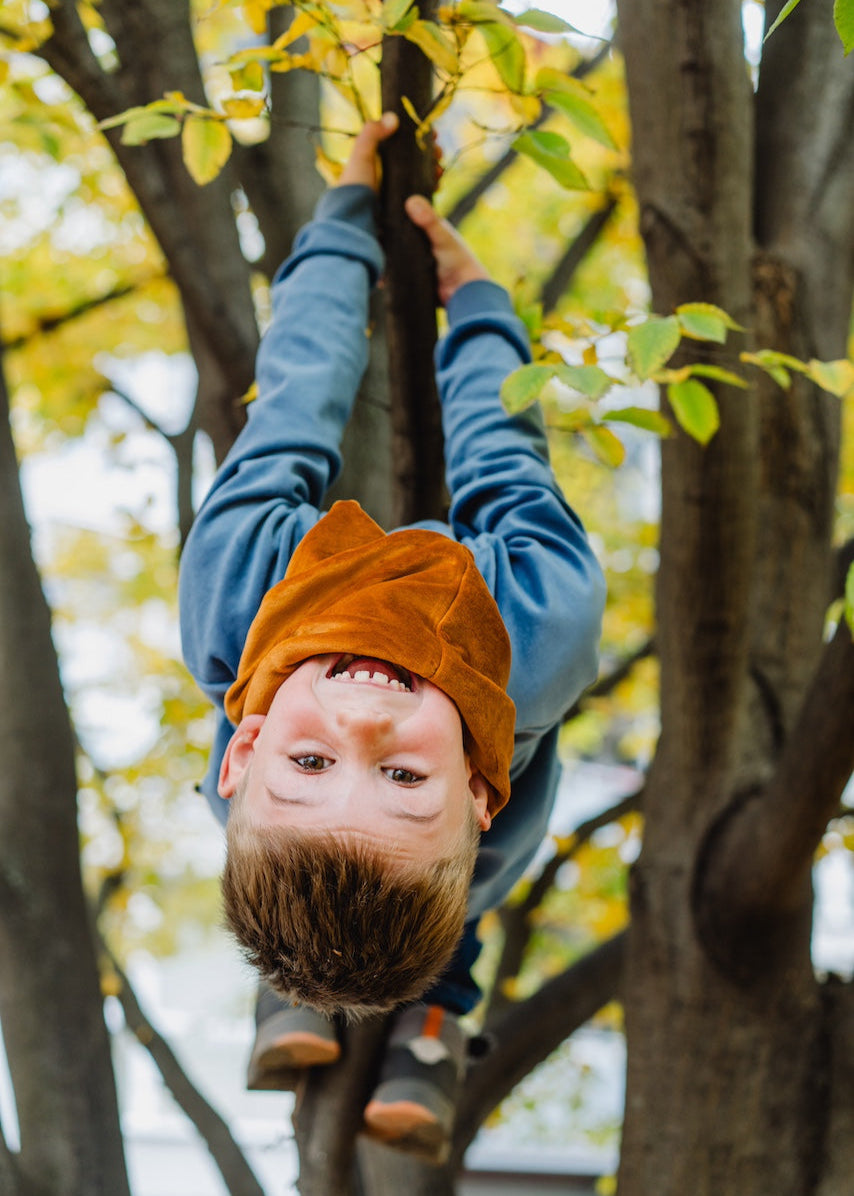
[179,184,606,917]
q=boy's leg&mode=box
[362,922,482,1163]
[247,982,340,1090]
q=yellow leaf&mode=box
[315,144,343,185]
[230,61,266,91]
[273,9,321,48]
[222,96,266,119]
[244,0,273,34]
[403,19,459,74]
[509,93,542,123]
[182,115,232,185]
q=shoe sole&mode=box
[363,1098,449,1163]
[256,1030,341,1071]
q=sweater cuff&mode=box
[313,185,378,236]
[445,278,515,327]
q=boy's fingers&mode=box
[404,194,446,242]
[338,112,398,188]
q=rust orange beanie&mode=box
[224,501,515,814]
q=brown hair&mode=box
[221,792,479,1019]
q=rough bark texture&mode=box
[0,345,130,1195]
[380,7,447,527]
[615,0,854,1192]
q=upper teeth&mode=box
[331,667,409,691]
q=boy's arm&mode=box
[180,121,397,707]
[408,200,605,751]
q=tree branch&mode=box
[563,637,655,724]
[484,789,640,1028]
[3,274,166,352]
[454,932,625,1159]
[540,197,618,315]
[380,2,445,525]
[445,40,614,228]
[294,1018,389,1196]
[697,618,854,936]
[101,942,266,1196]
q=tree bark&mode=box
[380,10,446,526]
[0,343,130,1193]
[615,0,854,1191]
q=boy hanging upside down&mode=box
[179,113,605,1163]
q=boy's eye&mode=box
[292,754,331,772]
[384,767,422,786]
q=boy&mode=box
[179,114,605,1161]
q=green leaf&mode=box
[805,357,854,397]
[835,0,854,53]
[740,349,808,389]
[764,0,804,41]
[382,0,416,31]
[667,378,720,444]
[545,89,616,150]
[514,8,579,34]
[603,407,673,437]
[627,316,681,379]
[403,20,459,74]
[675,302,736,343]
[581,424,626,467]
[685,363,749,389]
[479,22,526,92]
[554,363,614,401]
[456,0,514,26]
[500,364,556,413]
[182,115,232,185]
[845,561,854,634]
[120,113,181,145]
[512,130,589,190]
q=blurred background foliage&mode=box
[1,0,851,1162]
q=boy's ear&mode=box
[218,714,266,799]
[468,766,492,832]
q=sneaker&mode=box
[362,1003,466,1164]
[247,986,340,1091]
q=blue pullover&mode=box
[179,184,605,921]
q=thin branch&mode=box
[446,40,614,227]
[100,939,267,1196]
[564,637,655,724]
[3,274,166,353]
[697,618,854,940]
[540,197,618,315]
[484,788,640,1028]
[39,0,126,115]
[454,932,625,1160]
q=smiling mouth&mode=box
[327,654,413,692]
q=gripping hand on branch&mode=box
[404,195,491,306]
[337,112,399,190]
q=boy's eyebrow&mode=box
[263,787,439,823]
[388,809,440,824]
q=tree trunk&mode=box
[0,344,130,1193]
[615,0,854,1191]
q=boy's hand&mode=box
[337,112,399,191]
[404,195,491,306]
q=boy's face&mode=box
[219,654,491,862]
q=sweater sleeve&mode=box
[437,281,606,761]
[179,186,383,708]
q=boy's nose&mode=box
[334,705,394,740]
